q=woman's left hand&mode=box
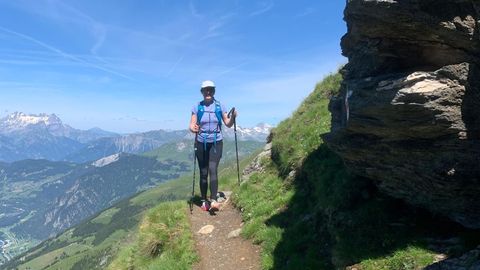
[228,107,237,119]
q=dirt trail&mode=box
[188,192,261,270]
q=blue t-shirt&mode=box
[192,100,227,143]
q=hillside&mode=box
[233,69,480,269]
[7,65,480,268]
[0,154,189,265]
[2,174,192,270]
[2,139,262,269]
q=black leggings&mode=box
[196,140,223,201]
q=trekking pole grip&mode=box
[228,107,236,128]
[228,107,235,118]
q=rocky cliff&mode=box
[325,0,480,228]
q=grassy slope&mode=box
[107,201,197,270]
[232,72,479,269]
[106,149,260,270]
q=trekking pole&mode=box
[228,108,240,186]
[190,133,198,214]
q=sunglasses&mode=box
[201,87,215,94]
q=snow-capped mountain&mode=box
[0,112,118,162]
[222,122,273,142]
[0,112,272,163]
[1,112,63,129]
[0,112,117,143]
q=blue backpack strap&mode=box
[213,100,223,152]
[197,102,204,125]
[214,100,222,129]
[196,102,207,151]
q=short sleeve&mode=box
[192,104,198,115]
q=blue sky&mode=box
[0,0,347,133]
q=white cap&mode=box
[201,80,215,88]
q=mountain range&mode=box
[0,112,271,163]
[0,112,268,265]
[0,139,263,265]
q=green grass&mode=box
[107,201,197,270]
[233,171,293,269]
[19,242,91,270]
[229,70,473,269]
[359,246,437,270]
[90,208,121,225]
[230,71,346,269]
[271,72,341,176]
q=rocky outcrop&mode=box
[325,0,480,228]
[425,245,480,269]
[242,142,272,179]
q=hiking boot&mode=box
[210,199,220,211]
[200,200,210,211]
[216,192,227,203]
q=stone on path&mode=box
[190,190,260,270]
[198,225,215,235]
[227,228,241,239]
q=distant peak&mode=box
[255,122,273,128]
[4,112,63,127]
[88,127,104,132]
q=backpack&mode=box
[196,100,223,130]
[196,100,223,149]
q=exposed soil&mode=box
[188,192,261,270]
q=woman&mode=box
[189,80,236,211]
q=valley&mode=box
[0,112,269,266]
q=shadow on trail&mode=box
[267,144,480,269]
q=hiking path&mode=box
[188,191,261,270]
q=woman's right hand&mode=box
[190,123,199,133]
[190,114,199,133]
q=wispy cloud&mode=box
[53,0,108,55]
[294,7,316,18]
[189,1,203,18]
[199,14,235,41]
[250,1,274,17]
[166,55,185,77]
[6,0,108,55]
[90,24,107,55]
[0,26,132,80]
[216,62,248,78]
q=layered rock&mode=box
[426,245,480,269]
[325,0,480,228]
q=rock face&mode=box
[425,245,480,269]
[325,0,480,228]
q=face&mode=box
[201,87,215,101]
